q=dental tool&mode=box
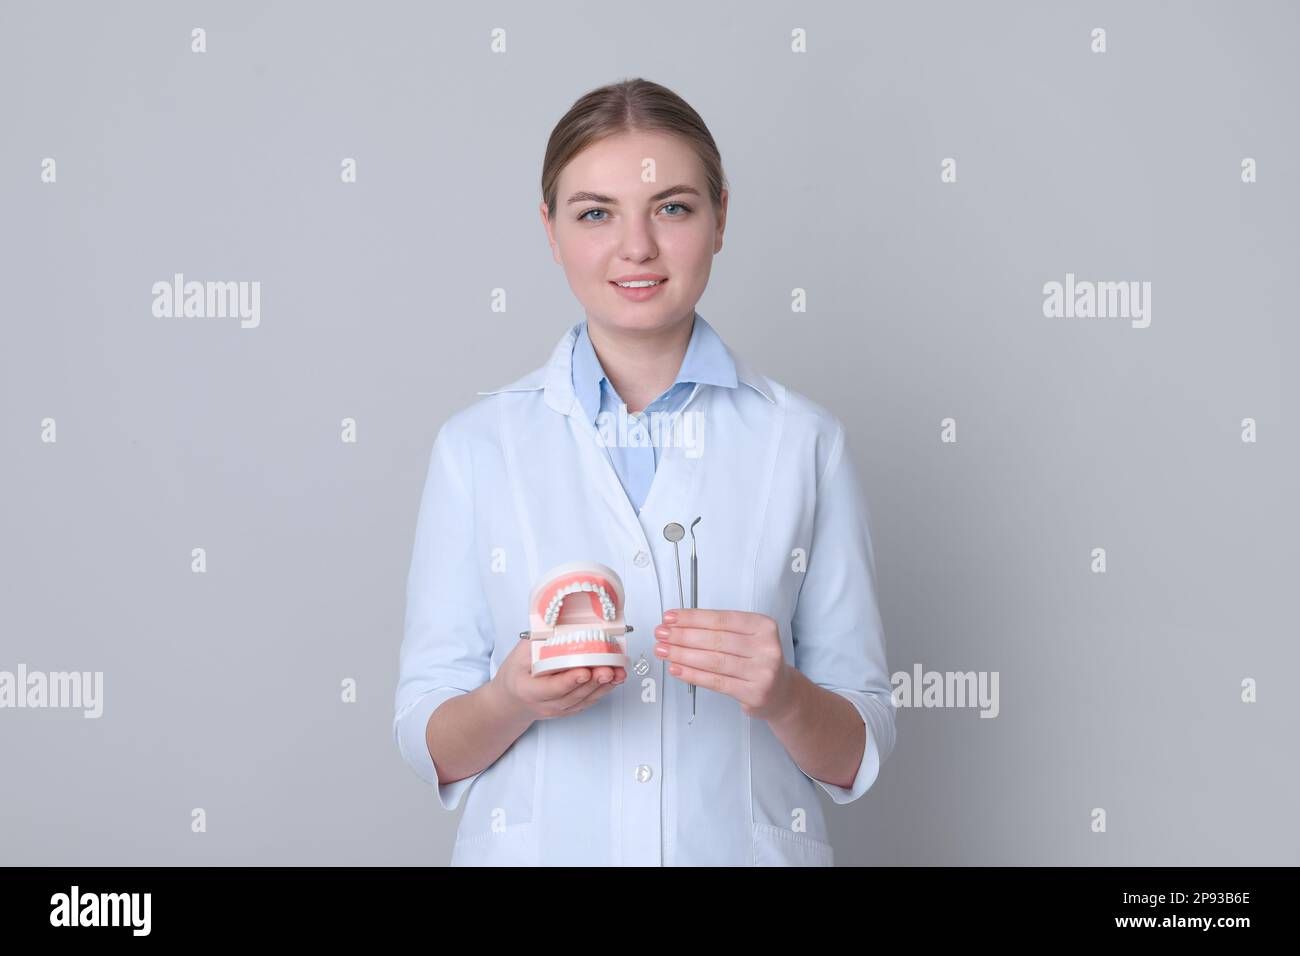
[662,523,686,610]
[663,522,691,721]
[688,517,701,724]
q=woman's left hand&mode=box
[653,609,796,721]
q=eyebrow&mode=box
[566,184,701,206]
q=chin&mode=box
[590,297,692,332]
[610,314,682,337]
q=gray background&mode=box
[1,0,1296,865]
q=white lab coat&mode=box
[394,317,896,866]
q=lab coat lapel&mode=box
[540,322,709,550]
[634,383,706,533]
[565,408,650,545]
[479,322,652,555]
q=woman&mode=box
[394,78,895,866]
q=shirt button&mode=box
[635,764,653,783]
[633,550,650,568]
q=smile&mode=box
[610,278,668,300]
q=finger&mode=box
[534,667,592,700]
[655,641,750,678]
[666,660,744,697]
[591,665,615,684]
[656,624,752,657]
[554,673,609,710]
[561,680,616,713]
[662,609,759,634]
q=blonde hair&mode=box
[541,78,728,222]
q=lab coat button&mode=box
[635,764,653,782]
[633,550,650,568]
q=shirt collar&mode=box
[476,310,775,414]
[571,310,739,424]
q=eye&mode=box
[578,202,694,223]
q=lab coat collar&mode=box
[476,312,776,414]
[572,310,740,424]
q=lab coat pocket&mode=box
[450,719,544,856]
[751,822,834,867]
[450,820,539,866]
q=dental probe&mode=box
[688,517,701,724]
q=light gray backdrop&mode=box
[2,0,1296,865]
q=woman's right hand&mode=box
[490,638,626,722]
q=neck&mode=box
[586,311,695,414]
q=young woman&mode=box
[394,78,895,866]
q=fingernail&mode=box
[654,626,670,639]
[663,612,678,623]
[576,673,588,682]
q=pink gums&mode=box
[535,572,618,622]
[539,639,620,660]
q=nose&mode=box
[617,214,659,262]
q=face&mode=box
[540,130,727,336]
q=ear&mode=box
[713,188,728,254]
[539,200,562,264]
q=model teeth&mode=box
[544,579,617,627]
[544,628,611,647]
[616,279,663,288]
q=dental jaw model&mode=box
[520,561,632,675]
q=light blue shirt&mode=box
[571,310,738,514]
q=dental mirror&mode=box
[662,522,686,611]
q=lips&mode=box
[610,274,667,284]
[609,277,668,301]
